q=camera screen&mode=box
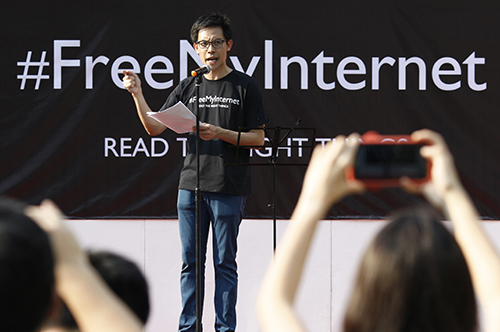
[355,144,427,179]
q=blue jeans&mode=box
[177,189,246,332]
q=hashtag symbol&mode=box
[17,51,50,90]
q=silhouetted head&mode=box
[0,198,55,332]
[344,207,477,332]
[59,250,150,329]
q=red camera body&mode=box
[345,131,431,190]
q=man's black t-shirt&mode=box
[159,70,268,195]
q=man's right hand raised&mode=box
[122,69,166,136]
[122,70,142,95]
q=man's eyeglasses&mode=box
[196,39,227,49]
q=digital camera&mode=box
[345,131,431,189]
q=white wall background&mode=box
[68,218,500,332]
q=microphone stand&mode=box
[194,74,202,332]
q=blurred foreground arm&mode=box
[409,129,500,332]
[257,134,364,332]
[26,200,143,332]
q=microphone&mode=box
[191,64,211,77]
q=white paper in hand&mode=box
[147,101,198,134]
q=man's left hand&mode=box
[193,123,220,141]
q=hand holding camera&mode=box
[299,129,457,216]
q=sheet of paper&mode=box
[147,101,198,134]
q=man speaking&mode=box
[123,13,268,332]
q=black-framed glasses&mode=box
[196,39,227,49]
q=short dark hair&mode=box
[343,207,477,332]
[0,198,55,332]
[59,250,150,328]
[190,13,232,44]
